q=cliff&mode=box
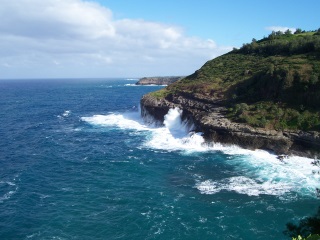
[141,94,320,158]
[140,30,320,158]
[135,76,183,85]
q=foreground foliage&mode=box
[285,207,320,238]
[292,234,320,240]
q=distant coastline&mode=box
[135,76,183,85]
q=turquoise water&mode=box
[0,79,319,239]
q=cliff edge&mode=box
[141,94,320,158]
[140,30,320,158]
[136,76,183,85]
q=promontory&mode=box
[140,29,320,158]
[136,76,183,85]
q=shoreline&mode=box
[140,94,320,159]
[135,76,183,85]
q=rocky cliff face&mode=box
[136,76,183,85]
[141,94,320,158]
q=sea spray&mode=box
[82,107,320,198]
[3,79,319,239]
[81,112,148,131]
[163,108,187,138]
[140,104,163,127]
[144,107,207,151]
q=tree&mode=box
[285,29,292,35]
[276,30,283,36]
[269,31,276,40]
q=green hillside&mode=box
[151,29,320,131]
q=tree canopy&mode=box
[235,30,320,56]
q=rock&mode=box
[140,94,320,158]
[136,76,183,85]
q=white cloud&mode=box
[0,0,231,78]
[2,63,11,68]
[265,26,296,33]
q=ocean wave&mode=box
[57,110,71,119]
[0,180,18,203]
[81,108,320,197]
[195,176,292,196]
[81,112,149,131]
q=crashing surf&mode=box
[81,107,320,198]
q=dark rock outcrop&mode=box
[136,76,183,86]
[141,94,320,158]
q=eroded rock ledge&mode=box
[136,76,183,85]
[141,94,320,158]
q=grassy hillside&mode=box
[150,29,320,131]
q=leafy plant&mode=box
[285,207,320,238]
[292,234,320,240]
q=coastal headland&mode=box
[135,76,183,85]
[140,30,320,158]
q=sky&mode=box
[0,0,319,79]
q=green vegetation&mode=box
[238,29,320,56]
[148,88,170,99]
[292,235,320,240]
[285,207,320,239]
[151,28,320,131]
[227,102,320,131]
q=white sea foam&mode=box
[62,110,71,117]
[164,108,187,138]
[145,129,206,152]
[125,84,167,87]
[143,107,207,152]
[196,177,292,196]
[193,147,320,197]
[81,112,150,131]
[57,110,71,119]
[82,107,320,197]
[5,181,16,186]
[0,187,18,203]
[0,178,19,203]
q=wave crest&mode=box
[81,108,320,197]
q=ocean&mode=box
[0,78,319,240]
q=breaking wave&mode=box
[81,107,320,198]
[195,176,291,196]
[82,112,148,131]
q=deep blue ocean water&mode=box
[0,78,319,240]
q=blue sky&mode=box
[95,0,320,46]
[0,0,319,79]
